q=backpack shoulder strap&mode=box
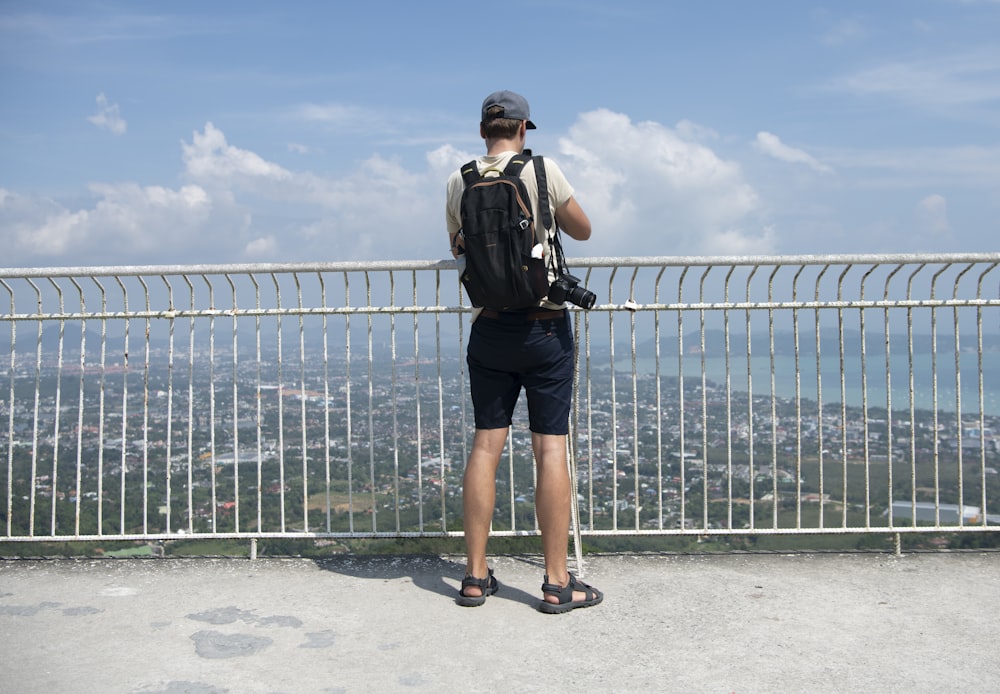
[502,155,530,177]
[460,160,482,186]
[532,156,553,232]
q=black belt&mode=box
[479,308,566,321]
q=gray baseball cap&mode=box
[481,90,537,129]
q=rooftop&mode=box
[3,551,999,693]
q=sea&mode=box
[606,351,999,417]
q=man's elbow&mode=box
[570,223,592,241]
[557,198,592,241]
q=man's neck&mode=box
[485,137,523,156]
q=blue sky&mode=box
[1,0,998,268]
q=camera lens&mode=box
[568,285,597,310]
[548,274,596,309]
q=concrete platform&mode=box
[1,551,998,693]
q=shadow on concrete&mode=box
[310,553,546,607]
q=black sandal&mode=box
[456,568,498,607]
[538,572,603,614]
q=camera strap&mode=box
[531,156,566,277]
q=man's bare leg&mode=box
[461,427,507,596]
[532,431,592,604]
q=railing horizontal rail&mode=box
[2,254,998,549]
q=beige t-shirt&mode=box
[446,151,575,314]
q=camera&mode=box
[547,273,596,310]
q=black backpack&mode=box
[457,154,553,310]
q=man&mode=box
[445,90,603,613]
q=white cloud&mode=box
[828,51,1000,111]
[182,122,291,181]
[426,144,474,175]
[7,114,773,267]
[88,92,127,135]
[16,111,961,268]
[0,183,214,265]
[915,194,953,243]
[177,123,446,262]
[820,17,868,46]
[297,103,368,125]
[245,235,278,258]
[754,132,834,174]
[816,143,1000,187]
[555,109,772,256]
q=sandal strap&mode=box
[460,568,495,596]
[541,572,595,605]
[568,574,598,602]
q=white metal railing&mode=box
[2,254,999,549]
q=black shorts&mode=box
[466,309,574,435]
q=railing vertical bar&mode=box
[435,270,447,534]
[93,277,108,537]
[431,269,443,534]
[388,271,401,532]
[115,276,129,535]
[975,264,997,523]
[609,266,620,531]
[161,276,177,535]
[568,306,583,573]
[629,267,641,532]
[511,426,520,533]
[952,264,972,527]
[344,272,355,534]
[294,272,309,533]
[583,296,595,533]
[930,265,948,524]
[48,278,66,536]
[365,271,376,533]
[273,273,285,533]
[319,272,332,533]
[136,276,151,535]
[28,279,42,537]
[905,266,923,528]
[791,266,805,529]
[184,275,196,535]
[2,280,14,537]
[456,279,469,526]
[71,277,86,536]
[208,276,221,534]
[698,266,711,532]
[745,266,757,530]
[767,266,779,529]
[723,266,735,531]
[883,264,905,530]
[225,273,240,532]
[814,266,829,528]
[836,265,850,528]
[230,274,241,536]
[178,275,198,533]
[411,271,424,533]
[250,274,263,533]
[654,267,666,530]
[676,266,687,532]
[859,265,875,528]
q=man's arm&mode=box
[446,174,464,257]
[555,196,591,241]
[449,231,463,258]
